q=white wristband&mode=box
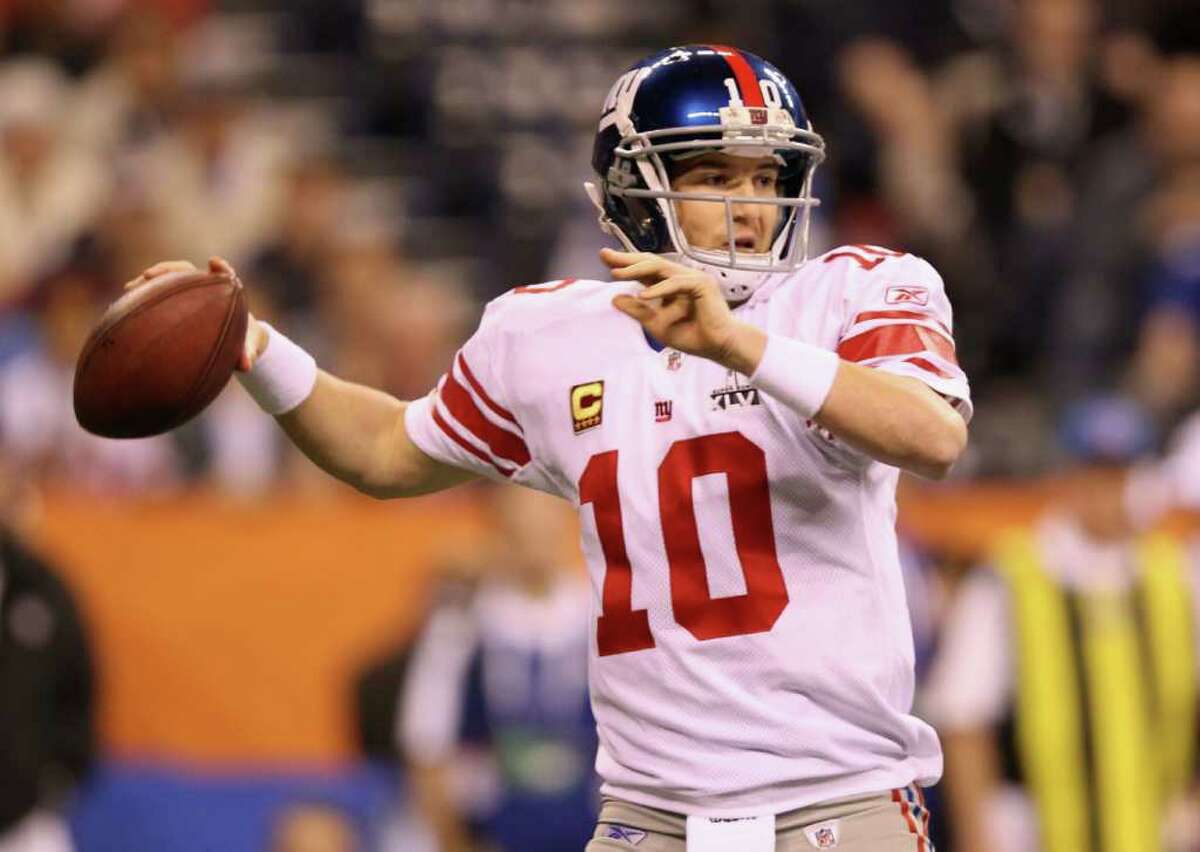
[750,333,840,419]
[236,322,318,415]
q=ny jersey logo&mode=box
[654,400,673,423]
[711,370,761,411]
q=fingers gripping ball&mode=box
[73,270,248,438]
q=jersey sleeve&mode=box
[404,302,534,482]
[838,252,973,422]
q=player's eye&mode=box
[701,172,728,187]
[755,173,778,189]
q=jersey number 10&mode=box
[579,431,789,656]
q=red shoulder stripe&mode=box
[431,406,513,478]
[851,310,951,338]
[838,325,957,364]
[456,352,520,427]
[440,372,531,467]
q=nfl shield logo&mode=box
[667,350,683,371]
[804,820,840,848]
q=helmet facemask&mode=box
[588,108,825,302]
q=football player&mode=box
[131,45,968,851]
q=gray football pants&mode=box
[586,785,933,851]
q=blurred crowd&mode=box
[0,0,1193,491]
[2,0,1200,850]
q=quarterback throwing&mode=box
[132,45,968,851]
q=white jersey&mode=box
[405,245,972,816]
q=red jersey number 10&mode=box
[579,431,790,657]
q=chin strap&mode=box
[671,253,774,303]
[584,181,774,303]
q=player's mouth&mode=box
[728,236,759,252]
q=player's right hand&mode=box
[123,256,269,372]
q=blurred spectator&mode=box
[400,486,597,852]
[1053,26,1200,404]
[270,802,360,852]
[0,272,183,493]
[923,396,1199,852]
[249,157,350,343]
[0,0,109,76]
[316,227,473,401]
[0,460,96,852]
[932,0,1134,396]
[70,11,182,160]
[194,383,283,497]
[1126,53,1200,421]
[136,70,289,267]
[0,58,110,307]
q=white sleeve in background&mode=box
[1124,411,1200,528]
[398,605,479,764]
[920,569,1013,731]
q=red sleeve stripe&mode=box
[851,310,951,338]
[838,324,957,364]
[431,406,513,478]
[903,356,957,380]
[456,352,520,428]
[706,44,765,107]
[439,371,531,467]
[513,277,578,295]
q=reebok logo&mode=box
[885,286,929,306]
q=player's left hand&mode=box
[603,248,763,372]
[125,256,268,372]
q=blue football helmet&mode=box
[587,45,826,301]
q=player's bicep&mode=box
[401,305,538,485]
[388,404,480,496]
[839,253,973,421]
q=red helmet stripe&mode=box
[706,44,765,107]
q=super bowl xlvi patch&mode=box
[803,819,841,848]
[604,824,647,845]
[710,369,761,412]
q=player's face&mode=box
[670,153,781,255]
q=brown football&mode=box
[73,270,248,439]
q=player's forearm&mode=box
[720,323,966,478]
[817,362,967,478]
[276,372,471,498]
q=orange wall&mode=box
[31,487,488,768]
